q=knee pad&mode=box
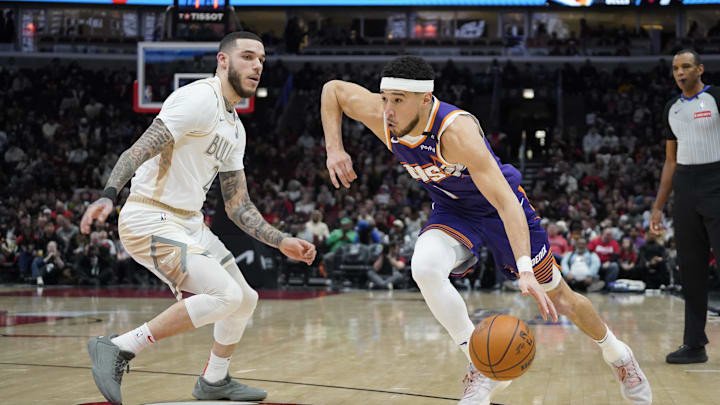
[184,282,244,327]
[221,261,259,319]
[212,287,259,345]
[411,230,461,287]
[235,287,258,319]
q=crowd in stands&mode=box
[1,55,719,293]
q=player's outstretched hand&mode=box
[518,272,559,322]
[80,197,114,234]
[326,149,357,189]
[279,237,317,266]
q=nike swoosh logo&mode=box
[432,185,460,200]
[519,197,525,206]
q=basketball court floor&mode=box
[0,285,718,404]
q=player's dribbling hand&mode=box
[649,208,664,235]
[326,149,357,189]
[279,237,317,266]
[518,272,559,322]
[80,197,114,235]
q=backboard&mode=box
[135,41,254,114]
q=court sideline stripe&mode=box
[0,361,458,401]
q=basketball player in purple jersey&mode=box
[321,56,651,404]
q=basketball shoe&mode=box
[192,374,267,401]
[459,364,511,405]
[87,335,134,405]
[607,344,652,404]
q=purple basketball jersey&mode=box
[386,97,556,284]
[387,97,521,216]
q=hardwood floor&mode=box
[0,286,717,404]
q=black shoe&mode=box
[666,345,708,364]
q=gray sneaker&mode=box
[192,374,267,401]
[87,335,135,405]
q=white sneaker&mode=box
[608,344,652,404]
[458,365,511,405]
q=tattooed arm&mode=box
[104,118,174,197]
[219,170,317,265]
[219,169,287,248]
[80,118,174,233]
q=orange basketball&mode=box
[468,314,536,381]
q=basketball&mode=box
[469,314,536,381]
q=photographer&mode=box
[367,243,406,290]
[637,233,669,289]
[75,231,115,285]
[31,240,65,286]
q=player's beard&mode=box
[228,60,256,98]
[392,113,420,137]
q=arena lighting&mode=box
[535,130,546,146]
[256,87,268,98]
[523,88,535,99]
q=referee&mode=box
[651,49,720,364]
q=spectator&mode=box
[0,231,18,280]
[637,233,669,289]
[55,215,79,255]
[547,222,570,261]
[294,192,316,215]
[355,219,382,244]
[367,243,406,290]
[386,219,410,250]
[326,217,356,253]
[75,232,115,285]
[588,228,620,286]
[582,127,603,160]
[560,238,605,292]
[302,210,330,246]
[31,240,65,286]
[618,237,640,280]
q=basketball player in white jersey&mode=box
[80,31,316,404]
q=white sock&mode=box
[202,351,231,383]
[111,323,155,354]
[595,325,627,364]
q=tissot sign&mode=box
[179,12,224,22]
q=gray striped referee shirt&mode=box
[664,85,720,165]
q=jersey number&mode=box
[203,167,220,192]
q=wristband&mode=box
[517,256,533,274]
[101,187,118,203]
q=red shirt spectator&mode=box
[588,228,620,263]
[547,223,570,257]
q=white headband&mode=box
[380,77,434,93]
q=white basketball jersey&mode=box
[130,76,246,212]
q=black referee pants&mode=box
[673,160,720,348]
